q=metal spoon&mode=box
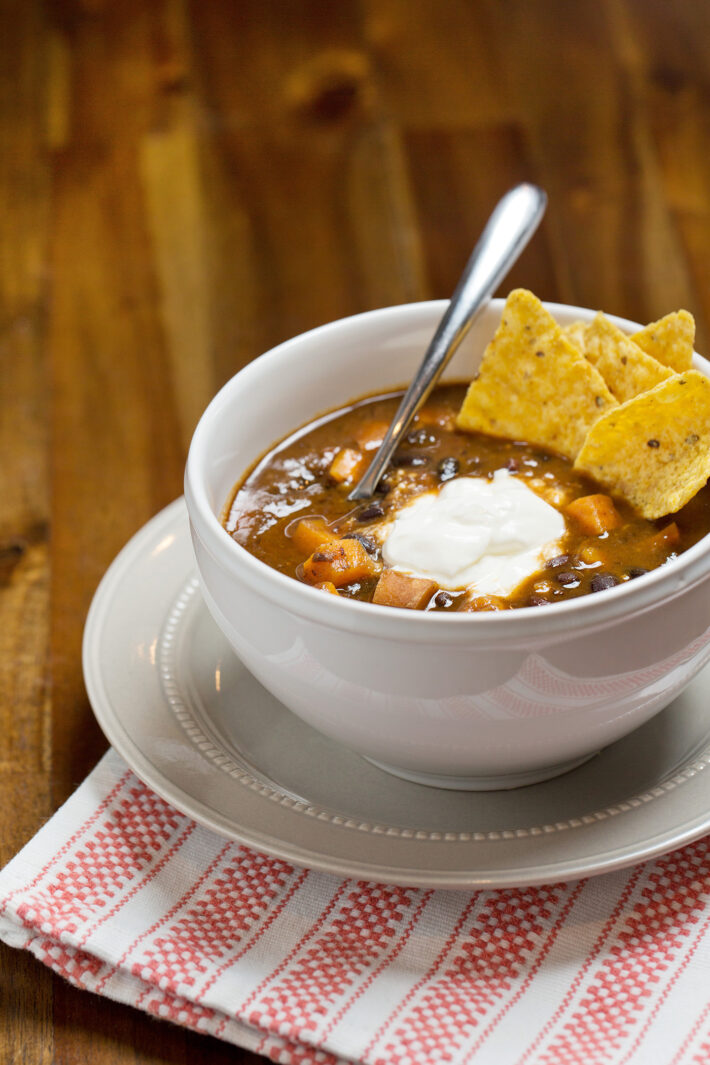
[348,183,548,501]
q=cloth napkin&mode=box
[3,749,710,1064]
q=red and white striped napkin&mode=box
[2,748,710,1064]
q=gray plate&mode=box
[83,498,710,888]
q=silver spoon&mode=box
[348,183,548,501]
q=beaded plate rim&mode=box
[159,576,710,844]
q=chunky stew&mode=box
[223,384,710,612]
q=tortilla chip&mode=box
[456,290,617,461]
[631,310,695,373]
[562,320,588,353]
[583,312,672,403]
[574,371,710,519]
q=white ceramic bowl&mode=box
[185,300,710,790]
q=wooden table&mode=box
[3,1,710,1060]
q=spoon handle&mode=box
[348,183,548,501]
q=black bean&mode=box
[391,452,429,468]
[528,594,551,607]
[626,567,649,580]
[437,456,460,482]
[342,532,378,555]
[357,502,384,522]
[556,571,580,587]
[590,573,620,593]
[545,554,570,569]
[505,457,520,472]
[434,590,454,608]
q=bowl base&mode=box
[364,751,599,791]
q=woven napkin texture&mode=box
[2,749,710,1064]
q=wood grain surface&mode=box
[2,0,710,1061]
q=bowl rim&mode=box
[185,298,710,645]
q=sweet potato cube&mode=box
[566,494,622,535]
[314,581,339,596]
[578,541,609,566]
[328,447,364,484]
[302,538,377,587]
[354,420,390,452]
[372,570,437,610]
[646,521,681,554]
[290,517,338,555]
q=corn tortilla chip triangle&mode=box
[631,310,695,373]
[456,290,617,461]
[561,321,588,353]
[583,312,672,403]
[574,370,710,519]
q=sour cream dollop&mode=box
[381,469,565,595]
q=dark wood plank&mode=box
[613,0,710,352]
[0,0,54,1061]
[189,0,427,388]
[403,124,559,300]
[488,0,693,323]
[363,0,510,127]
[48,5,186,805]
[44,2,260,1060]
